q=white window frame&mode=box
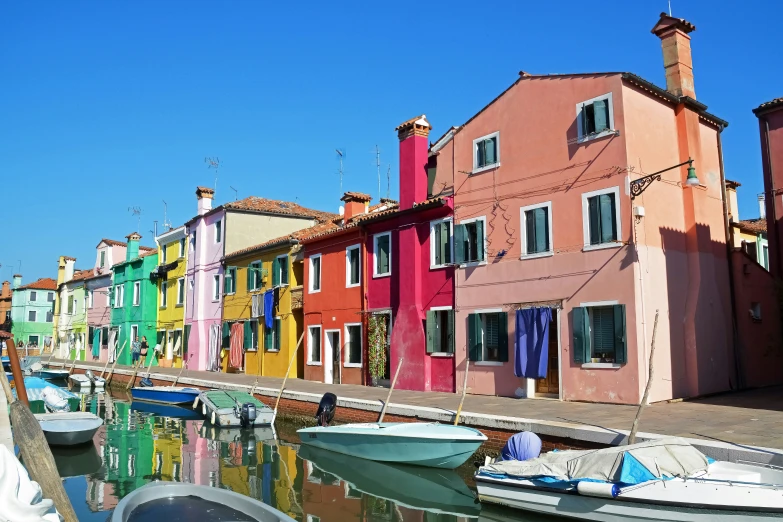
[344,322,363,367]
[179,238,186,258]
[131,324,139,344]
[519,201,554,260]
[29,291,37,302]
[576,92,615,143]
[472,131,500,174]
[345,244,361,288]
[275,254,289,287]
[458,216,488,267]
[472,307,504,366]
[307,325,322,365]
[373,232,392,278]
[160,281,168,308]
[88,290,94,308]
[117,285,124,307]
[133,281,140,306]
[28,310,37,322]
[161,246,168,264]
[578,299,622,369]
[308,254,322,294]
[428,305,454,357]
[581,186,622,252]
[176,277,184,305]
[212,274,221,301]
[28,335,39,346]
[214,219,222,244]
[249,260,263,291]
[429,217,454,269]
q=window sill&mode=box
[581,363,621,369]
[344,362,362,368]
[346,283,360,289]
[266,349,280,353]
[471,162,501,176]
[176,304,184,308]
[308,289,321,294]
[577,130,618,144]
[429,352,454,358]
[373,273,391,279]
[430,264,451,270]
[582,242,623,253]
[474,361,504,366]
[520,251,554,261]
[460,261,487,268]
[307,361,322,366]
[159,307,167,310]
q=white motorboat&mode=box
[69,370,105,389]
[475,437,783,521]
[34,411,103,446]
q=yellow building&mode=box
[154,226,188,367]
[151,417,184,481]
[726,180,770,270]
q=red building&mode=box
[754,97,783,278]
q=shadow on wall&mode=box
[660,223,734,400]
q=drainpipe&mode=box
[361,227,368,386]
[718,130,743,389]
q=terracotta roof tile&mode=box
[96,238,154,251]
[223,196,338,223]
[341,192,373,203]
[225,222,342,259]
[17,278,57,291]
[71,269,95,282]
[736,218,767,235]
[753,97,783,115]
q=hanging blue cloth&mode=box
[92,330,101,358]
[264,290,274,329]
[514,307,552,379]
[500,431,543,461]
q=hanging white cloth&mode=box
[207,324,220,372]
[108,330,117,363]
[0,446,60,522]
[251,294,262,318]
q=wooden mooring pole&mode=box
[628,310,660,445]
[105,341,126,384]
[273,332,305,418]
[454,360,470,425]
[3,339,78,522]
[378,357,404,423]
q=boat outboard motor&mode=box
[85,369,96,383]
[240,402,257,428]
[315,392,337,427]
[139,377,154,387]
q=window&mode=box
[265,318,281,352]
[160,281,168,308]
[68,295,74,314]
[117,285,124,307]
[454,217,486,264]
[46,310,53,323]
[520,202,553,257]
[572,304,626,365]
[212,274,220,301]
[273,255,289,287]
[179,238,186,258]
[373,232,391,277]
[473,131,500,172]
[47,292,54,302]
[751,302,762,322]
[467,311,508,362]
[224,266,237,295]
[131,324,139,344]
[582,187,621,249]
[245,320,258,351]
[133,281,140,306]
[247,262,263,291]
[88,290,94,308]
[346,245,360,287]
[177,278,184,305]
[762,244,770,271]
[345,323,362,366]
[161,245,168,264]
[28,335,39,346]
[100,251,106,268]
[577,93,614,142]
[30,291,37,302]
[215,220,222,243]
[308,325,322,364]
[426,308,454,354]
[28,310,37,322]
[308,255,322,293]
[430,219,453,268]
[191,232,196,251]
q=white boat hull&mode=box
[35,412,103,446]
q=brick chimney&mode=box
[396,115,431,210]
[340,192,372,221]
[63,257,75,282]
[651,13,697,99]
[1,281,10,298]
[126,232,141,261]
[196,186,214,216]
[12,275,21,289]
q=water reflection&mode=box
[53,391,562,522]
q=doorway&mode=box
[324,330,340,384]
[535,308,560,397]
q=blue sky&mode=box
[2,1,781,282]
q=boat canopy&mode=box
[481,438,710,486]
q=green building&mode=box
[10,275,57,350]
[110,233,159,366]
[101,401,155,500]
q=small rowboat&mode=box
[110,482,295,522]
[130,386,201,405]
[35,368,71,381]
[69,370,106,389]
[131,401,202,420]
[196,390,274,428]
[21,377,80,413]
[297,422,487,469]
[35,411,103,446]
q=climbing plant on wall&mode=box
[368,315,387,380]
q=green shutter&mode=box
[184,325,190,354]
[468,313,482,361]
[446,310,455,353]
[572,307,588,364]
[281,256,289,285]
[243,321,252,350]
[613,304,627,364]
[426,310,437,353]
[589,196,601,245]
[433,223,441,265]
[599,194,616,243]
[264,323,273,351]
[476,220,485,261]
[454,224,466,264]
[580,104,587,137]
[224,270,231,294]
[441,221,451,264]
[534,208,548,253]
[157,331,164,345]
[222,321,230,348]
[272,259,280,287]
[274,319,281,350]
[485,137,496,165]
[246,265,253,291]
[497,312,509,362]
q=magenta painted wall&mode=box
[185,209,225,371]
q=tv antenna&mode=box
[668,0,672,15]
[386,164,391,199]
[335,149,345,196]
[229,186,238,201]
[128,206,142,231]
[375,145,381,201]
[162,200,172,231]
[205,157,220,194]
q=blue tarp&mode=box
[500,432,542,462]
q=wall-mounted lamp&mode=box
[630,158,698,200]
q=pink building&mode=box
[431,13,740,404]
[754,96,783,277]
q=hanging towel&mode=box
[251,294,262,318]
[264,290,274,329]
[207,323,221,372]
[514,307,552,379]
[92,330,101,358]
[229,322,244,369]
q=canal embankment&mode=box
[58,358,783,466]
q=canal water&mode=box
[54,390,569,522]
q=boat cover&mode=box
[500,431,542,461]
[481,437,710,486]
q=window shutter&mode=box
[446,310,455,353]
[272,259,280,287]
[497,312,509,362]
[454,224,466,264]
[243,321,252,350]
[485,137,497,165]
[441,222,451,264]
[476,140,485,167]
[224,271,231,294]
[599,194,617,243]
[379,238,389,274]
[572,307,588,364]
[274,319,281,350]
[593,99,608,133]
[222,321,230,348]
[580,104,587,137]
[281,256,289,285]
[476,220,485,261]
[264,323,273,351]
[426,310,437,353]
[535,208,548,253]
[588,196,601,245]
[246,266,253,291]
[433,223,442,265]
[613,304,627,364]
[184,325,190,354]
[468,313,482,361]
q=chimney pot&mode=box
[340,192,372,221]
[758,194,767,220]
[12,275,22,289]
[651,13,697,99]
[196,186,214,216]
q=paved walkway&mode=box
[60,359,783,453]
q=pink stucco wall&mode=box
[185,209,225,371]
[85,274,112,362]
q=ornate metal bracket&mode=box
[630,158,693,200]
